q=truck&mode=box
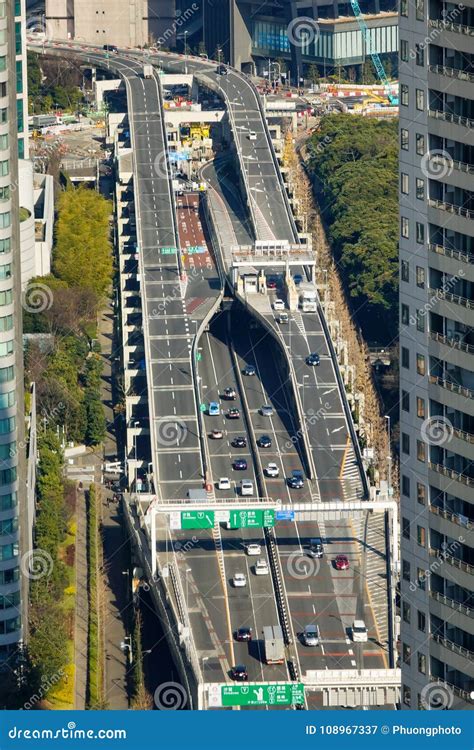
[262,625,285,664]
[299,282,317,313]
[143,64,153,79]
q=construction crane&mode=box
[350,0,399,105]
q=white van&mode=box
[352,619,368,642]
[248,131,257,140]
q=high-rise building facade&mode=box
[399,0,474,710]
[0,0,26,661]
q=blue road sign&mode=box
[276,510,295,521]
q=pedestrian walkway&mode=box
[73,488,88,710]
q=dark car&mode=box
[223,387,237,400]
[243,364,256,376]
[103,44,118,52]
[257,434,272,448]
[266,278,277,289]
[217,64,228,75]
[233,458,248,471]
[235,627,252,642]
[232,436,247,448]
[293,273,303,286]
[288,470,305,489]
[306,353,320,366]
[230,664,248,681]
[227,408,240,419]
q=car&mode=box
[335,554,350,571]
[288,470,304,489]
[260,404,274,417]
[233,458,247,471]
[352,619,368,642]
[278,312,289,324]
[273,299,285,311]
[307,537,324,558]
[293,273,304,286]
[208,401,220,416]
[248,131,257,140]
[103,44,118,52]
[306,353,321,366]
[303,624,320,646]
[223,387,237,400]
[266,278,277,289]
[243,364,256,376]
[265,463,279,478]
[254,559,269,575]
[233,573,247,588]
[240,480,254,496]
[257,435,272,448]
[210,429,223,439]
[235,627,252,642]
[217,477,231,491]
[230,664,248,681]
[246,543,261,556]
[217,64,228,75]
[232,436,247,448]
[227,408,240,419]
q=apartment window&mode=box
[415,44,424,66]
[402,517,411,539]
[0,542,19,561]
[0,3,5,17]
[402,390,410,412]
[402,433,410,455]
[400,128,409,150]
[0,389,15,408]
[0,185,9,201]
[401,173,409,194]
[0,467,16,486]
[416,309,425,332]
[401,260,409,282]
[416,178,425,200]
[417,568,426,591]
[417,482,426,504]
[402,559,411,582]
[0,566,19,584]
[0,590,20,609]
[0,442,15,460]
[0,211,10,229]
[401,304,409,325]
[400,40,409,62]
[417,525,426,547]
[0,339,13,357]
[0,517,17,535]
[0,615,21,634]
[402,347,410,369]
[401,84,409,106]
[0,82,6,99]
[0,492,17,511]
[402,643,411,665]
[0,416,15,435]
[0,238,10,254]
[416,89,425,110]
[402,685,411,707]
[402,475,410,497]
[0,289,13,306]
[0,366,14,383]
[0,160,8,177]
[417,440,426,462]
[416,222,425,244]
[0,264,11,280]
[416,397,425,418]
[401,216,409,238]
[0,134,6,150]
[402,601,411,624]
[416,133,425,156]
[418,653,426,674]
[416,0,424,20]
[416,353,425,375]
[418,610,426,632]
[0,315,12,333]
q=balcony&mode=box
[432,633,474,661]
[429,678,472,706]
[428,243,474,266]
[429,374,474,400]
[430,590,473,619]
[428,287,474,310]
[430,504,473,529]
[429,109,474,129]
[428,243,474,283]
[429,332,474,375]
[429,546,474,575]
[431,153,474,176]
[429,504,474,541]
[429,461,474,489]
[428,198,474,221]
[428,19,474,37]
[429,64,474,84]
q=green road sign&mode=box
[181,510,215,529]
[161,247,176,255]
[221,683,304,707]
[228,508,275,529]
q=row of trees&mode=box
[28,52,85,114]
[307,114,398,343]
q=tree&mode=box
[307,64,320,84]
[361,59,377,84]
[85,394,106,445]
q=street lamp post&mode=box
[385,415,392,496]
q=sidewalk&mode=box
[73,489,88,710]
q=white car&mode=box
[217,477,231,490]
[248,131,257,140]
[240,479,254,496]
[246,543,261,556]
[254,559,269,575]
[273,299,285,311]
[233,573,247,587]
[265,463,279,478]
